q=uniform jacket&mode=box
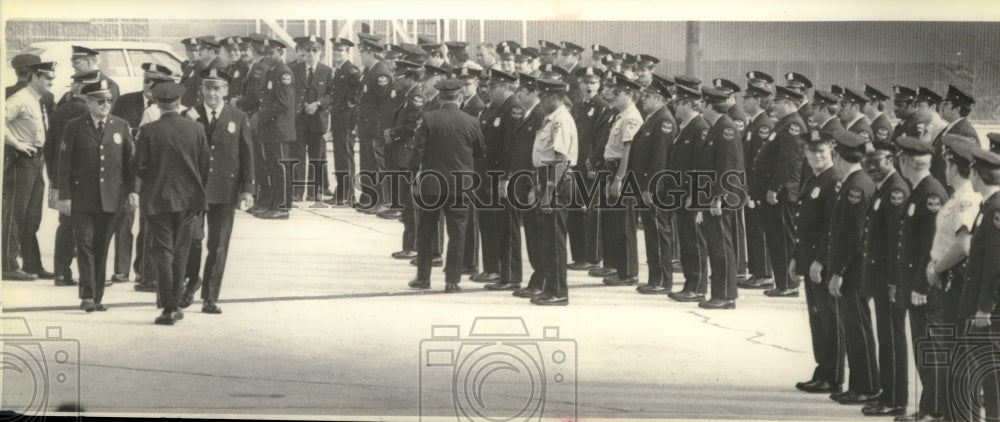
[744,110,775,202]
[571,94,614,170]
[290,61,333,134]
[480,94,519,172]
[236,59,271,114]
[897,175,949,300]
[824,169,875,290]
[727,103,748,133]
[356,60,393,140]
[627,105,676,193]
[460,93,485,118]
[507,102,546,173]
[930,117,979,186]
[227,59,251,100]
[846,116,875,144]
[754,112,806,202]
[870,113,893,145]
[414,102,485,198]
[385,83,426,170]
[111,91,148,136]
[328,60,362,128]
[256,61,296,143]
[45,97,88,181]
[890,113,929,144]
[184,104,254,204]
[132,111,211,215]
[861,171,910,297]
[792,166,840,271]
[696,114,745,207]
[959,190,1000,319]
[664,114,710,194]
[57,114,135,213]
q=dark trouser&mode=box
[330,119,355,204]
[54,213,75,278]
[261,142,292,210]
[462,209,479,270]
[291,128,328,197]
[735,208,748,276]
[200,204,236,302]
[953,321,1000,421]
[567,172,600,264]
[839,288,880,395]
[762,199,797,290]
[598,202,617,270]
[2,151,44,272]
[872,295,909,408]
[803,270,845,385]
[72,211,118,303]
[498,199,523,284]
[113,208,134,276]
[371,136,389,206]
[606,201,638,278]
[522,205,546,290]
[185,213,205,282]
[147,211,197,310]
[744,201,771,278]
[539,206,569,298]
[675,208,708,294]
[477,207,500,274]
[253,138,269,201]
[356,137,381,207]
[401,171,418,251]
[641,207,673,288]
[415,196,468,284]
[133,217,153,282]
[702,210,738,300]
[909,290,948,416]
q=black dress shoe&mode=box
[377,209,402,220]
[3,270,38,281]
[95,304,108,312]
[461,266,478,275]
[862,404,906,417]
[135,282,157,292]
[801,380,842,393]
[668,291,705,302]
[202,302,222,314]
[179,294,194,309]
[80,299,96,312]
[470,272,500,283]
[246,204,263,214]
[698,298,736,309]
[830,390,853,401]
[54,276,78,286]
[588,267,617,277]
[738,276,774,289]
[111,273,129,283]
[444,283,461,293]
[512,287,544,298]
[567,261,598,271]
[764,288,800,297]
[837,391,880,405]
[602,275,638,286]
[637,285,671,294]
[154,313,175,325]
[408,279,431,289]
[30,269,55,279]
[391,250,418,260]
[531,296,568,306]
[485,282,521,291]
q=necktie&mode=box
[40,100,48,131]
[97,121,104,137]
[210,109,217,130]
[307,67,314,85]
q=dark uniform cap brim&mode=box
[864,84,890,102]
[813,89,839,106]
[199,67,231,84]
[11,54,41,71]
[916,86,942,104]
[674,83,702,100]
[774,85,804,102]
[71,45,100,57]
[434,79,465,92]
[896,136,934,155]
[841,88,868,105]
[702,86,731,103]
[712,78,740,94]
[942,134,978,166]
[745,70,774,84]
[674,75,701,89]
[971,144,1000,169]
[944,84,975,107]
[784,72,813,89]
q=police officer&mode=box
[477,69,520,287]
[889,85,926,144]
[514,47,539,76]
[915,87,948,145]
[290,35,334,202]
[556,42,583,103]
[631,76,676,294]
[385,60,426,261]
[590,44,613,71]
[894,136,949,421]
[930,85,980,186]
[665,83,711,302]
[408,79,485,293]
[455,66,486,276]
[537,41,560,67]
[739,81,776,289]
[790,128,843,394]
[601,74,643,287]
[858,139,910,416]
[839,88,874,143]
[713,77,750,282]
[323,37,361,207]
[955,146,1000,422]
[567,66,612,272]
[179,36,200,82]
[235,35,271,214]
[756,86,807,297]
[825,129,879,405]
[529,78,578,306]
[56,80,136,312]
[134,81,211,325]
[178,69,254,314]
[445,41,481,71]
[810,90,844,146]
[253,39,296,219]
[221,37,248,100]
[356,38,395,215]
[784,72,814,130]
[863,84,894,146]
[181,37,224,108]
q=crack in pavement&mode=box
[686,310,803,353]
[294,207,398,236]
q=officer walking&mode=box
[889,85,927,144]
[56,80,136,312]
[178,69,255,314]
[407,79,485,293]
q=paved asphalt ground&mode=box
[2,201,934,421]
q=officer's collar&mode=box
[843,113,864,130]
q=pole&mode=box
[685,21,701,77]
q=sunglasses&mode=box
[304,48,321,53]
[93,99,113,105]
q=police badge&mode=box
[228,121,236,133]
[908,203,915,216]
[113,132,122,145]
[701,129,709,140]
[811,131,820,141]
[890,189,905,205]
[993,211,1000,228]
[759,126,770,139]
[234,70,240,79]
[587,107,594,117]
[927,195,942,212]
[810,186,820,199]
[281,73,292,85]
[873,198,881,211]
[493,117,501,127]
[511,106,524,120]
[267,81,273,90]
[735,120,745,132]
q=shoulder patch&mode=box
[788,123,801,136]
[758,126,770,139]
[553,121,562,130]
[994,211,1000,229]
[734,120,745,132]
[701,129,709,140]
[377,75,390,86]
[916,122,926,134]
[860,131,870,142]
[281,73,292,85]
[722,127,736,141]
[511,106,524,120]
[411,95,424,107]
[661,121,673,134]
[876,127,889,140]
[927,195,942,212]
[847,187,863,204]
[890,189,905,205]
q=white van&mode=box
[18,41,185,101]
